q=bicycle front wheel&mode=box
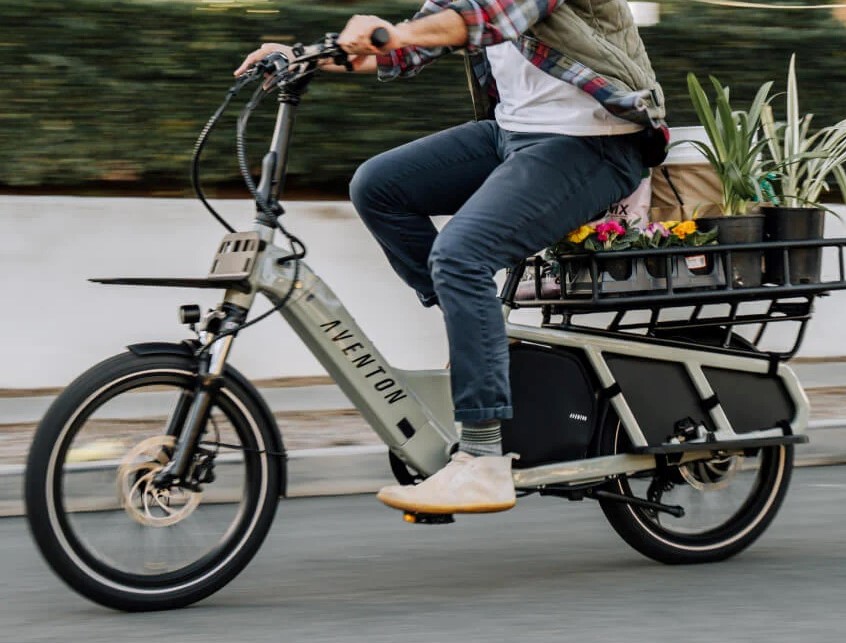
[25,351,282,611]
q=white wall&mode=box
[2,196,845,389]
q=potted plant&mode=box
[633,220,719,278]
[677,73,774,287]
[548,218,641,281]
[760,54,846,284]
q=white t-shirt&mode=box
[486,42,643,136]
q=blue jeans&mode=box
[350,120,644,422]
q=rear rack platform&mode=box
[634,434,808,455]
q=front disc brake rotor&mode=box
[116,435,202,527]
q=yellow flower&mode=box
[664,220,681,229]
[672,220,697,239]
[567,224,594,244]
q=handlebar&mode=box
[195,28,394,234]
[370,27,390,49]
[249,28,392,82]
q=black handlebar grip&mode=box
[371,27,390,48]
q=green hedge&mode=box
[1,0,845,195]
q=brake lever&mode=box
[256,51,289,79]
[319,32,352,71]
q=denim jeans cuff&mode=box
[455,406,514,423]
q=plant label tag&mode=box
[685,254,707,270]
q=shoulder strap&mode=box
[463,53,487,122]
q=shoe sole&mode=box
[377,493,516,515]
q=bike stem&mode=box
[254,85,305,227]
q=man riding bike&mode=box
[236,0,668,516]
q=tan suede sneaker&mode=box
[377,452,517,514]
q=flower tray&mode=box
[513,251,725,301]
[560,252,726,297]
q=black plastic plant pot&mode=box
[643,255,669,278]
[599,256,633,281]
[681,252,714,276]
[697,214,765,288]
[761,206,825,285]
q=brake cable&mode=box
[190,71,259,233]
[193,44,335,358]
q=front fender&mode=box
[128,342,288,497]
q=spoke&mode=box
[153,495,177,516]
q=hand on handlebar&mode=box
[233,40,378,78]
[338,15,402,55]
[234,43,295,77]
[233,21,395,80]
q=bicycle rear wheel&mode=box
[25,351,282,611]
[598,417,793,564]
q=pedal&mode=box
[402,511,455,525]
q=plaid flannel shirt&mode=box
[376,0,666,129]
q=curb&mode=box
[0,444,394,518]
[3,421,845,518]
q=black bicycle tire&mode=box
[598,415,793,565]
[25,351,282,611]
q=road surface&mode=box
[2,466,845,642]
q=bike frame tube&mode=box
[243,245,457,476]
[215,237,810,486]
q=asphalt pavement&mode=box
[2,465,845,643]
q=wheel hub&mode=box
[116,436,202,527]
[678,454,741,491]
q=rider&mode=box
[236,1,667,515]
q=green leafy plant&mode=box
[761,54,846,210]
[677,73,773,216]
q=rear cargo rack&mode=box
[501,238,846,360]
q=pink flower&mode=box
[646,222,670,238]
[595,220,625,242]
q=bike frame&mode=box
[104,60,811,492]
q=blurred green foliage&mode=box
[1,0,845,196]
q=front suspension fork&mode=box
[154,304,245,488]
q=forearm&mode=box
[371,0,564,81]
[394,8,468,49]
